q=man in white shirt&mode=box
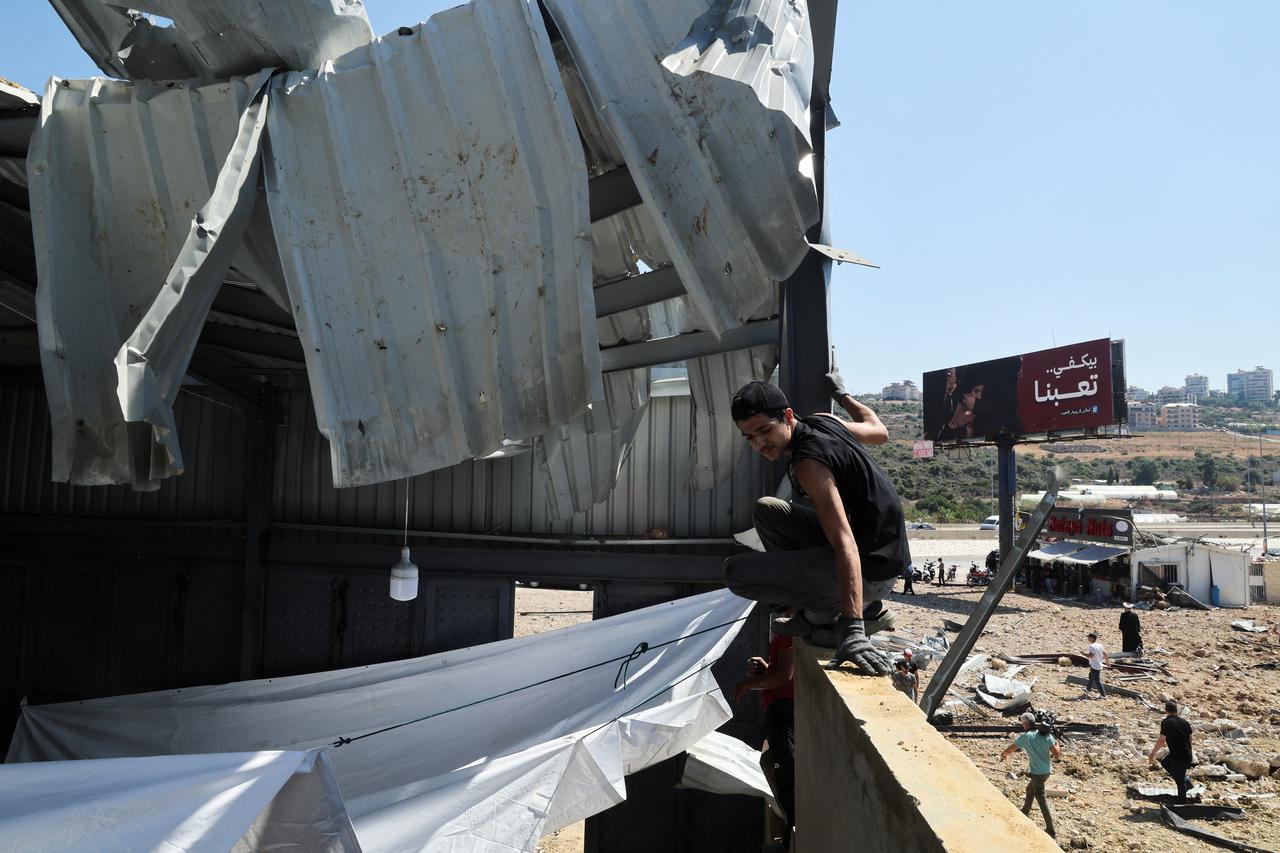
[1083,632,1107,699]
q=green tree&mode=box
[1130,457,1160,486]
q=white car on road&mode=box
[979,515,999,530]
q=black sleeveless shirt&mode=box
[787,415,911,582]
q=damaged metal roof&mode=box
[543,0,820,337]
[21,0,830,513]
[50,0,374,81]
[264,0,600,487]
[27,74,286,487]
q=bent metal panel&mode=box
[923,338,1122,443]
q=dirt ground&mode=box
[515,581,1280,853]
[1015,429,1277,463]
[890,583,1280,851]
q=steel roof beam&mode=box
[592,265,685,317]
[588,166,643,222]
[599,318,778,373]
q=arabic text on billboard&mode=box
[922,338,1116,443]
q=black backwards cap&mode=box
[730,381,790,421]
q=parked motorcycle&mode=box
[966,563,993,586]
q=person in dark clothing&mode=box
[1148,700,1195,802]
[734,631,795,847]
[901,563,916,595]
[1119,603,1143,654]
[723,377,909,676]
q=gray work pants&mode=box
[723,497,897,617]
[1022,773,1055,836]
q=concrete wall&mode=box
[793,644,1058,853]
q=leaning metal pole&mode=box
[919,481,1061,719]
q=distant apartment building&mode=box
[1227,366,1274,402]
[1184,374,1210,397]
[1126,385,1151,401]
[1160,402,1199,430]
[882,379,921,401]
[1154,385,1196,406]
[1128,401,1158,430]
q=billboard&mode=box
[923,338,1125,443]
[1044,508,1134,547]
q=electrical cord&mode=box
[330,614,749,748]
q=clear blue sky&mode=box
[3,2,1275,394]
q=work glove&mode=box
[823,370,850,401]
[827,617,890,676]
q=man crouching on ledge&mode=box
[724,374,909,676]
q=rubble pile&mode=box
[894,585,1280,851]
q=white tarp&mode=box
[7,589,753,853]
[678,730,781,817]
[264,0,600,487]
[0,749,361,853]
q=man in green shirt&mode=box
[1001,711,1061,838]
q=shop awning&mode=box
[1027,541,1089,561]
[1058,545,1129,566]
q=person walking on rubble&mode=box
[1083,632,1108,699]
[1119,603,1143,655]
[1148,700,1195,803]
[1001,711,1060,838]
[733,630,796,848]
[723,375,908,677]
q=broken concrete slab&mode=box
[1232,620,1269,633]
[1130,782,1206,801]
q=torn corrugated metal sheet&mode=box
[28,75,285,487]
[115,70,275,481]
[263,0,600,488]
[537,368,649,520]
[50,0,373,82]
[544,0,820,338]
[687,345,776,490]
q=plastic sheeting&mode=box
[678,730,781,817]
[265,0,600,487]
[51,0,374,82]
[544,0,819,338]
[7,589,753,853]
[0,749,361,853]
[28,73,286,488]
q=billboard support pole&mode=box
[997,439,1017,558]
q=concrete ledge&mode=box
[794,642,1060,853]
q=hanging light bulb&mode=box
[389,546,419,601]
[390,479,418,600]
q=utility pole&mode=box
[1262,430,1270,553]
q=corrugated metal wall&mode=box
[0,375,248,521]
[2,371,769,538]
[273,387,771,538]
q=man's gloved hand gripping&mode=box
[823,370,849,402]
[828,616,891,676]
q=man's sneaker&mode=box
[864,608,896,636]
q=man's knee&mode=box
[752,496,789,527]
[723,553,751,594]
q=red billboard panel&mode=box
[923,339,1123,443]
[1017,338,1113,434]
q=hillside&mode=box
[857,398,1280,523]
